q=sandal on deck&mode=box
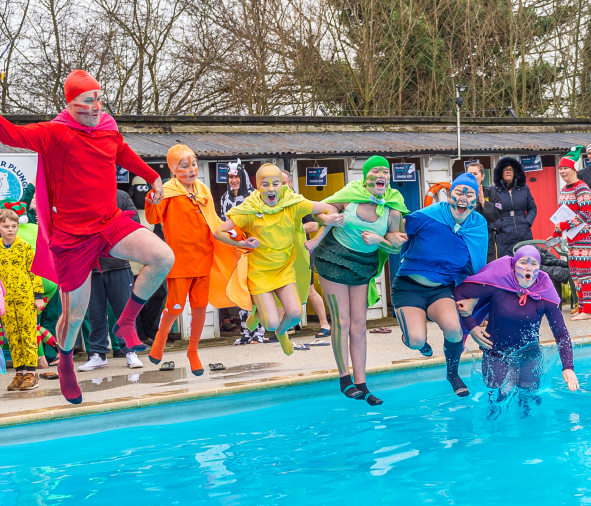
[315,328,331,339]
[305,339,331,347]
[160,361,175,371]
[209,363,225,371]
[369,327,392,334]
[40,372,59,380]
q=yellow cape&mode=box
[163,178,243,309]
[225,187,310,311]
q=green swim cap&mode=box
[363,156,390,178]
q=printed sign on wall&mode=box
[216,163,228,183]
[306,167,327,186]
[392,163,416,182]
[116,165,129,183]
[584,158,590,169]
[463,159,479,170]
[0,154,38,201]
[520,155,542,172]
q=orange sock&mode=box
[148,310,178,365]
[188,307,206,376]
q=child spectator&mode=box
[0,208,44,390]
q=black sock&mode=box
[444,339,469,397]
[419,342,433,357]
[354,382,383,406]
[339,374,362,398]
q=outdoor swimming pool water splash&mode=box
[1,348,590,505]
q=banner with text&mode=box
[0,153,38,201]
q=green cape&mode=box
[322,180,409,306]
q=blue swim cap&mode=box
[451,172,479,195]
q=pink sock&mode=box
[114,293,147,352]
[57,347,82,404]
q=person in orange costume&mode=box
[145,145,243,375]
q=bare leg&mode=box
[394,306,428,349]
[109,228,174,350]
[308,284,330,330]
[109,228,174,299]
[56,274,92,404]
[274,284,302,336]
[319,276,351,376]
[348,284,368,383]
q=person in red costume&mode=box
[0,70,174,404]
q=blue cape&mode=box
[418,202,488,280]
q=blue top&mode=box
[397,212,472,285]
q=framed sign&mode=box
[520,155,542,172]
[306,167,327,186]
[116,165,129,183]
[392,163,416,182]
[584,158,591,169]
[216,163,228,183]
[464,159,479,170]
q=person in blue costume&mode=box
[392,173,488,397]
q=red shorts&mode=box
[49,210,143,292]
[165,276,210,314]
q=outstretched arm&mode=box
[305,202,344,252]
[214,219,259,250]
[545,303,579,391]
[0,116,55,154]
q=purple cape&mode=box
[462,245,560,305]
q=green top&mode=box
[322,179,408,306]
[333,203,390,253]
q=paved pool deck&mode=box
[1,309,590,427]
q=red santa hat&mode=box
[64,70,101,103]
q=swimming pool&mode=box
[1,346,590,505]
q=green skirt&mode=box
[314,229,379,286]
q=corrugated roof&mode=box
[1,131,588,157]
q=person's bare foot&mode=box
[570,312,591,321]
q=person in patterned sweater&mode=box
[551,146,591,320]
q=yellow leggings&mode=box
[2,299,37,370]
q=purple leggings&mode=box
[482,346,543,392]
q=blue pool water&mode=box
[2,348,591,505]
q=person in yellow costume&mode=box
[0,208,45,391]
[215,163,342,356]
[146,145,243,375]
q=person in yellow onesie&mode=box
[215,163,342,356]
[0,208,44,391]
[145,145,242,375]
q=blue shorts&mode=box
[391,276,454,311]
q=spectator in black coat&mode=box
[492,156,538,257]
[466,162,502,263]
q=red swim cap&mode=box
[64,70,101,103]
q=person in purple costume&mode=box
[453,245,579,406]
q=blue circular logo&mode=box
[0,169,22,202]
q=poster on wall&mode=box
[0,153,38,201]
[216,163,228,183]
[116,165,129,183]
[520,155,542,172]
[306,167,327,186]
[392,163,416,182]
[463,159,479,170]
[584,158,590,169]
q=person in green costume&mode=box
[307,156,409,405]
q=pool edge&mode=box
[2,336,590,428]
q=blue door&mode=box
[388,177,422,313]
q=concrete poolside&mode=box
[1,309,590,426]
